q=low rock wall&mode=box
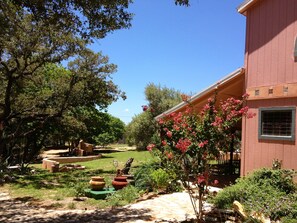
[42,155,102,172]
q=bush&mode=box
[134,161,182,193]
[71,181,87,198]
[210,168,297,221]
[134,161,160,191]
[150,168,170,191]
[106,185,140,207]
[245,168,296,194]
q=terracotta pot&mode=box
[89,176,105,191]
[122,174,135,185]
[112,176,128,190]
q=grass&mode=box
[4,148,153,210]
[107,143,136,150]
[77,150,153,172]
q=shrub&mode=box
[106,185,140,207]
[245,168,296,194]
[71,181,87,198]
[150,168,170,191]
[210,168,297,221]
[133,161,160,191]
[133,160,181,193]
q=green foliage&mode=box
[5,0,188,42]
[148,94,254,221]
[210,168,297,221]
[57,107,125,147]
[71,181,87,198]
[4,0,133,40]
[93,115,125,147]
[0,0,189,166]
[134,161,160,191]
[106,185,140,207]
[150,168,170,190]
[0,1,129,166]
[125,112,156,150]
[144,83,183,117]
[125,83,182,150]
[0,26,124,165]
[247,168,296,194]
[133,161,181,193]
[95,133,116,147]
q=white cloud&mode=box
[124,108,129,113]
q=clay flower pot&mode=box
[89,176,105,191]
[122,174,135,185]
[112,176,128,190]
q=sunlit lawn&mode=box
[5,149,154,209]
[78,150,153,172]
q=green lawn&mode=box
[5,150,154,210]
[76,150,153,172]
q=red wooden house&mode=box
[156,0,297,176]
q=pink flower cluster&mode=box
[164,151,174,159]
[198,140,208,148]
[158,119,164,125]
[211,116,223,127]
[173,112,183,124]
[146,143,155,151]
[176,138,191,153]
[197,172,209,185]
[166,131,172,138]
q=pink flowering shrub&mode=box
[148,93,255,221]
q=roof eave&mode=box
[155,67,245,120]
[237,0,259,15]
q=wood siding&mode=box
[241,0,297,176]
[241,99,297,175]
[245,0,297,88]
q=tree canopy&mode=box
[125,83,183,150]
[2,0,189,40]
[0,2,126,166]
[0,0,190,166]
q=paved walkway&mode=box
[0,188,220,223]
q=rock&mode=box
[233,200,247,220]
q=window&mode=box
[258,107,296,141]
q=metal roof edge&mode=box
[237,0,259,15]
[155,67,245,120]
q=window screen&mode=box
[259,107,295,141]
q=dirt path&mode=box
[0,188,216,223]
[0,191,154,223]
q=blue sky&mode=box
[92,0,246,124]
